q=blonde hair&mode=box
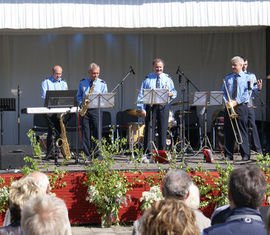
[8,177,44,223]
[141,199,200,235]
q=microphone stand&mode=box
[111,66,136,110]
[17,85,21,145]
[176,67,200,150]
[111,66,135,150]
[11,85,22,145]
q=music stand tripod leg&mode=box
[45,115,60,165]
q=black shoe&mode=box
[242,156,250,161]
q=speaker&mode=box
[0,145,33,170]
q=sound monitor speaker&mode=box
[0,145,33,170]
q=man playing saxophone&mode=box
[222,56,250,161]
[76,63,108,160]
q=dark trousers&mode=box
[82,109,103,157]
[144,104,169,153]
[224,103,250,159]
[248,107,262,153]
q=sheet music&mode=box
[87,93,115,109]
[142,88,169,105]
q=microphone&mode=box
[176,66,180,74]
[130,66,135,75]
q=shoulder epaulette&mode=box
[100,79,106,84]
[80,78,86,82]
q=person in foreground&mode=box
[132,169,210,234]
[203,165,267,235]
[141,199,200,235]
[0,177,45,234]
[21,194,72,235]
[3,171,50,226]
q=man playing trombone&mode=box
[222,56,250,161]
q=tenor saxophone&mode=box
[80,79,96,117]
[56,113,71,160]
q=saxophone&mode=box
[80,79,96,117]
[56,113,71,160]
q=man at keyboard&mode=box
[41,65,68,160]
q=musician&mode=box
[243,58,263,154]
[222,56,250,161]
[41,65,68,160]
[76,63,107,160]
[137,58,177,156]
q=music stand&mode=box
[190,91,213,156]
[44,90,78,108]
[140,88,169,156]
[0,98,16,145]
[87,93,115,158]
[44,90,78,165]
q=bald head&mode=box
[52,65,63,81]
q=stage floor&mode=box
[0,150,260,175]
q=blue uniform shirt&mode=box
[41,76,68,100]
[137,72,177,111]
[76,77,108,104]
[222,71,249,105]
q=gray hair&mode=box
[26,171,50,194]
[21,194,72,235]
[162,169,192,200]
[88,62,100,71]
[231,56,244,65]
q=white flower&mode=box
[86,186,99,202]
[140,186,163,210]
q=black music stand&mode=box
[44,90,78,165]
[193,91,223,158]
[191,91,212,156]
[141,88,169,158]
[0,98,16,145]
[87,92,115,160]
[44,90,78,108]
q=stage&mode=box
[0,150,260,175]
[0,150,264,226]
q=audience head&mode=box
[141,198,200,235]
[26,171,50,194]
[228,165,267,209]
[185,183,200,210]
[21,194,71,235]
[8,177,44,223]
[162,169,192,200]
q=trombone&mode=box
[223,79,243,145]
